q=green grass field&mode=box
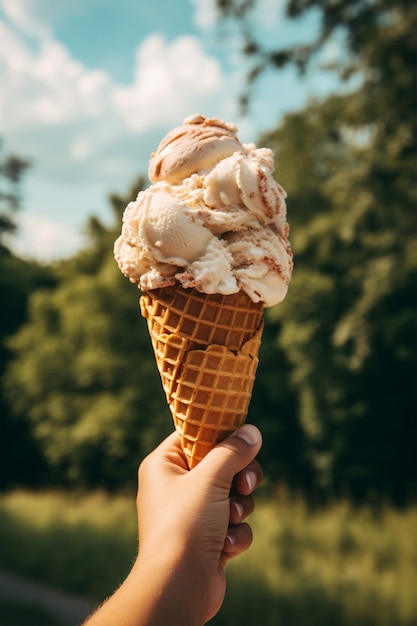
[0,598,59,626]
[0,491,415,626]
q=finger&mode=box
[222,522,253,560]
[139,430,188,480]
[229,494,254,524]
[195,424,262,485]
[233,459,263,496]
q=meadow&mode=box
[0,490,416,626]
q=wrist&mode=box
[131,543,209,626]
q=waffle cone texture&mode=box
[140,282,264,468]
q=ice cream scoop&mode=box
[148,114,245,185]
[115,114,293,306]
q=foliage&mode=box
[213,496,417,626]
[0,491,137,599]
[0,599,60,626]
[3,177,172,489]
[215,0,415,110]
[214,0,417,503]
[256,98,416,502]
[0,142,30,240]
[2,0,416,501]
[0,490,416,625]
[0,142,52,490]
[0,247,55,489]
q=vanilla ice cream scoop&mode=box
[114,115,293,306]
[138,185,211,266]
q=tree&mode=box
[3,1,416,500]
[0,142,30,243]
[0,249,55,489]
[0,147,54,489]
[216,0,415,112]
[216,0,416,502]
[4,177,171,489]
[261,99,415,502]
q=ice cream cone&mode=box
[114,116,292,466]
[140,282,264,468]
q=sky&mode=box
[0,0,340,261]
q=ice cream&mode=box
[114,114,293,468]
[114,114,292,307]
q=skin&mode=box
[83,424,263,626]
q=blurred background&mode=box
[0,1,416,625]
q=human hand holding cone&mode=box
[114,115,293,467]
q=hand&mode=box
[137,424,263,623]
[84,425,263,626]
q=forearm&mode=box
[84,551,208,626]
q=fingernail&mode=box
[233,501,244,519]
[245,470,257,492]
[233,424,261,447]
[226,532,236,547]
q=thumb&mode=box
[195,424,262,484]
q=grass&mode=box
[0,491,416,626]
[0,491,137,600]
[210,498,417,625]
[0,598,60,626]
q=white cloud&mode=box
[1,0,50,37]
[0,0,86,38]
[114,33,228,132]
[0,5,244,260]
[7,212,84,261]
[0,16,236,184]
[190,0,218,31]
[0,22,112,130]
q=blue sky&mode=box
[0,0,340,260]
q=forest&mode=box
[0,0,415,508]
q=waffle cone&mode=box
[140,283,264,468]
